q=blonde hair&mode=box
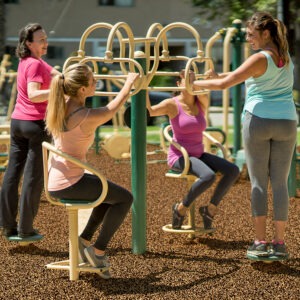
[246,12,289,65]
[46,63,92,137]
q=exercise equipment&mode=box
[161,125,227,239]
[246,253,288,264]
[58,20,220,254]
[6,233,43,246]
[42,141,109,280]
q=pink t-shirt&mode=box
[12,56,53,120]
[48,110,95,191]
[168,97,206,167]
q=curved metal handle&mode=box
[78,22,114,57]
[163,125,190,175]
[185,56,215,95]
[80,56,145,96]
[42,142,108,209]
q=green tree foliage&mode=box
[191,0,277,25]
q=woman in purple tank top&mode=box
[147,70,239,231]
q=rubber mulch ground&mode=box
[0,144,300,300]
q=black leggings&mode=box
[0,118,51,233]
[172,152,239,208]
[50,173,133,251]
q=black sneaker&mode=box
[270,241,289,258]
[84,246,111,279]
[18,229,40,238]
[2,227,18,237]
[172,203,184,229]
[199,206,214,229]
[247,241,269,257]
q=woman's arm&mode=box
[146,92,177,119]
[27,82,50,103]
[194,53,267,90]
[27,67,61,103]
[85,73,140,128]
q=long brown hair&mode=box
[246,12,289,65]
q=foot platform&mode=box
[6,233,44,246]
[162,224,216,235]
[247,253,288,263]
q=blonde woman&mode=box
[46,63,139,279]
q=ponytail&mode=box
[46,74,66,137]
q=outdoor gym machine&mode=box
[65,21,214,254]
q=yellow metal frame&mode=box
[42,142,108,280]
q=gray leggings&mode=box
[172,152,240,208]
[50,173,133,251]
[242,112,297,221]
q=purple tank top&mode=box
[168,97,206,167]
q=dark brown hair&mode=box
[15,23,43,58]
[246,12,289,65]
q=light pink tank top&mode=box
[48,109,94,191]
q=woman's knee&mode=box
[203,171,216,185]
[229,164,240,181]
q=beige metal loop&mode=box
[146,22,205,92]
[105,22,135,74]
[78,22,114,56]
[80,56,145,96]
[185,56,215,95]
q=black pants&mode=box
[0,118,51,234]
[50,173,133,251]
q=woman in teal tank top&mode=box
[193,12,297,259]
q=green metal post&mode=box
[92,97,101,154]
[131,53,147,254]
[231,20,245,156]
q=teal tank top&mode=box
[243,51,297,121]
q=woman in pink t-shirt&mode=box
[0,23,60,238]
[147,70,239,230]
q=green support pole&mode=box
[131,53,147,254]
[231,20,245,156]
[92,96,101,154]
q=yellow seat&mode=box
[162,125,227,239]
[42,141,108,280]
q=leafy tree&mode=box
[190,0,294,25]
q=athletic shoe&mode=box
[2,227,18,237]
[247,241,269,257]
[18,229,40,238]
[78,237,88,263]
[199,206,214,229]
[271,241,289,258]
[172,203,184,229]
[84,246,111,279]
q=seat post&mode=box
[68,208,79,281]
[187,177,196,239]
